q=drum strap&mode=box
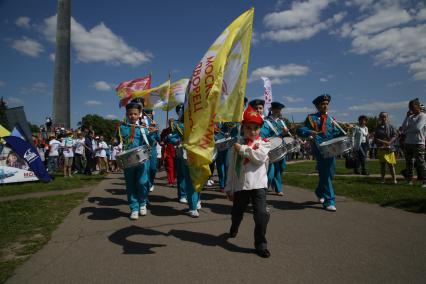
[265,119,279,136]
[140,128,150,147]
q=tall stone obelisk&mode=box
[52,0,71,129]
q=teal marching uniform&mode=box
[260,103,288,194]
[297,95,344,209]
[261,117,287,194]
[215,122,239,190]
[167,120,200,215]
[142,110,160,189]
[119,123,154,214]
[166,120,188,202]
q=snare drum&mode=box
[215,137,238,152]
[283,137,297,153]
[318,136,352,158]
[116,145,151,169]
[268,137,287,163]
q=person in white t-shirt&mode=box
[48,136,61,173]
[93,136,99,172]
[110,139,122,172]
[74,132,86,174]
[62,131,74,177]
[97,136,109,173]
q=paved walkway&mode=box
[7,171,426,283]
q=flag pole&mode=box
[166,71,171,126]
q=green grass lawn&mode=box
[0,193,88,283]
[284,160,426,213]
[286,159,406,175]
[0,174,105,198]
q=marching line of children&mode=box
[117,94,349,258]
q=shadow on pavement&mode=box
[201,202,232,215]
[168,229,253,254]
[88,196,127,206]
[109,225,167,254]
[80,206,128,220]
[268,200,323,211]
[149,204,187,217]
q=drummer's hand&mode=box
[141,122,148,128]
[234,143,241,151]
[310,131,318,137]
[226,192,233,201]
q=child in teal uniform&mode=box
[261,102,289,196]
[166,104,200,217]
[120,102,154,220]
[298,94,344,212]
[142,109,160,192]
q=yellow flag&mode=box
[184,8,254,192]
[132,80,171,109]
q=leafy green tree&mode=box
[366,116,379,133]
[0,97,9,129]
[28,122,40,133]
[78,114,120,142]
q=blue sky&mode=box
[0,0,425,129]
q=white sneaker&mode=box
[179,197,188,204]
[207,179,214,186]
[139,206,147,216]
[325,205,337,212]
[422,183,426,188]
[189,210,199,218]
[317,197,325,204]
[130,211,139,220]
[197,201,202,210]
[149,185,154,192]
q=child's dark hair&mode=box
[126,102,142,111]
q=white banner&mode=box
[261,76,272,116]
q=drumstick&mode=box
[329,115,347,135]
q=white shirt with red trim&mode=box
[225,136,270,193]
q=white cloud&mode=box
[85,100,102,106]
[5,97,23,105]
[335,3,426,81]
[283,96,303,103]
[263,0,332,29]
[348,101,408,111]
[10,37,44,57]
[93,81,113,91]
[105,114,118,119]
[15,16,31,28]
[249,64,310,83]
[320,75,334,82]
[262,0,345,42]
[49,53,55,61]
[285,106,313,113]
[41,15,153,66]
[417,8,426,21]
[351,6,411,36]
[20,82,49,95]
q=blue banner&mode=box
[4,136,52,182]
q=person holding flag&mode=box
[183,8,254,194]
[261,102,289,196]
[215,122,239,192]
[166,104,200,217]
[142,109,160,192]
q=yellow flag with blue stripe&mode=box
[184,8,254,192]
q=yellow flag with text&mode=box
[184,8,254,192]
